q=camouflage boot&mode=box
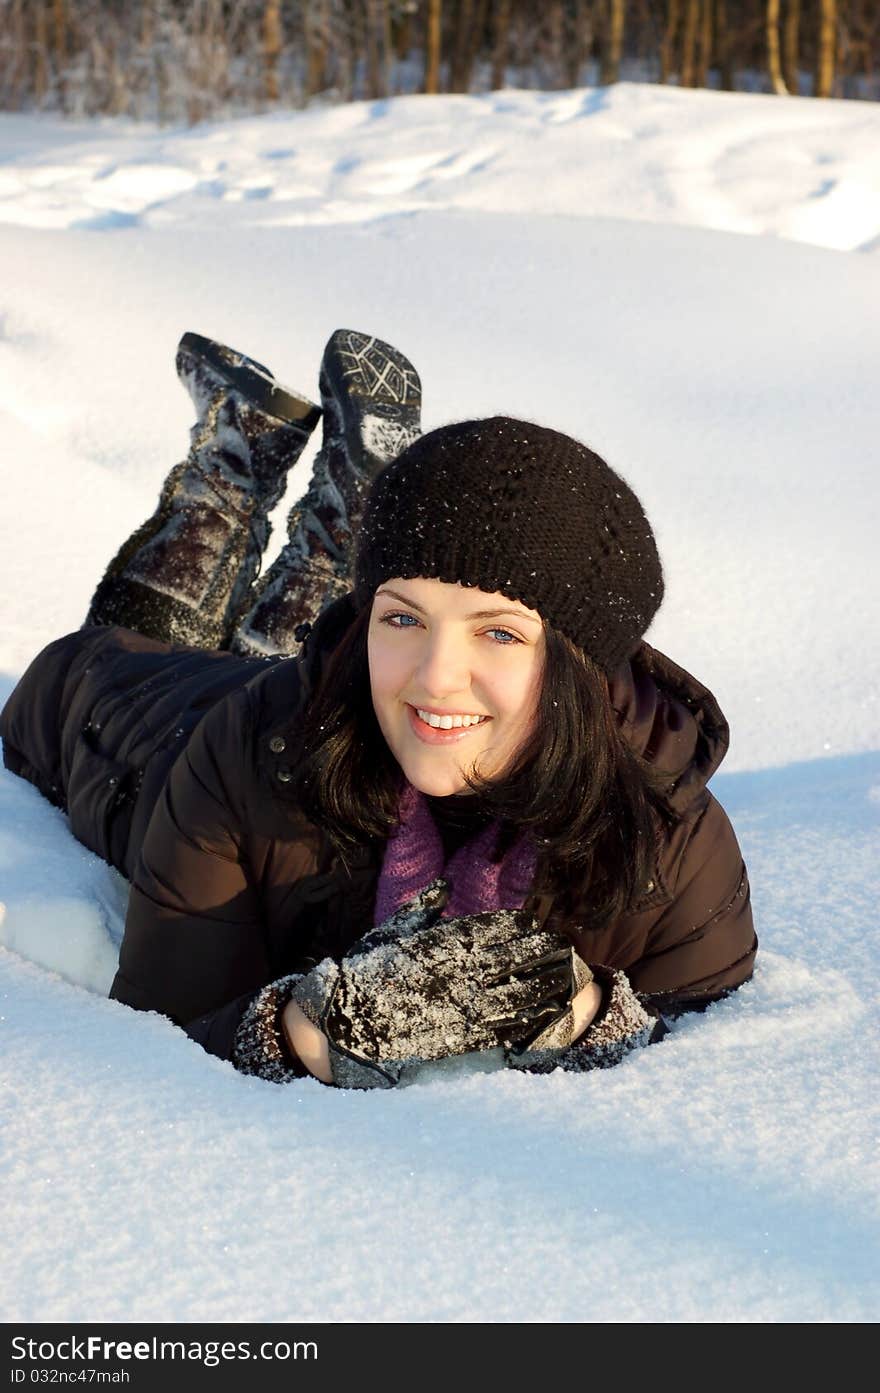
[230,328,421,658]
[85,331,321,649]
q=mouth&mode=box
[406,704,492,745]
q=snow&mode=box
[1,84,878,1323]
[2,85,880,251]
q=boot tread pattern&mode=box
[335,330,420,406]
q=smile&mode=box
[406,704,492,745]
[415,707,489,729]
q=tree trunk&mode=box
[600,0,625,84]
[766,0,787,93]
[108,43,129,117]
[52,0,66,71]
[6,0,27,105]
[563,0,593,88]
[263,0,283,102]
[140,0,154,50]
[365,0,390,100]
[849,2,875,88]
[695,0,712,88]
[815,0,836,96]
[366,0,380,98]
[33,1,49,103]
[782,0,800,94]
[543,1,563,87]
[466,0,490,85]
[395,9,412,63]
[383,0,393,92]
[680,0,699,86]
[715,0,734,88]
[450,0,474,93]
[661,0,681,84]
[332,0,355,101]
[305,0,329,98]
[425,0,442,93]
[491,0,511,89]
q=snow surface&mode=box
[1,84,878,1323]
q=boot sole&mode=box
[320,329,421,477]
[322,328,421,406]
[178,331,322,431]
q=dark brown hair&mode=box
[283,604,676,935]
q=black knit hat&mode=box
[354,416,663,672]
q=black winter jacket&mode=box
[1,595,756,1076]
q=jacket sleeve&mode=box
[566,793,756,1070]
[109,685,276,1060]
[508,791,756,1077]
[626,790,756,1011]
[186,980,310,1079]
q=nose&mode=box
[413,626,471,699]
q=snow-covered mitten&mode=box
[86,331,321,648]
[232,972,310,1084]
[505,965,666,1075]
[290,879,577,1089]
[230,881,451,1086]
[230,328,422,657]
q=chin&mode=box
[402,759,473,798]
[408,772,472,798]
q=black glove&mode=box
[505,965,666,1075]
[290,879,577,1088]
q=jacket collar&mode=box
[296,592,361,700]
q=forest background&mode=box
[1,1,876,126]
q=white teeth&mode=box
[416,708,487,729]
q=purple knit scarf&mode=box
[373,780,538,926]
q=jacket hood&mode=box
[608,642,730,814]
[299,594,729,817]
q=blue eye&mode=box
[379,612,521,645]
[381,611,421,628]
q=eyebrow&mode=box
[374,587,543,626]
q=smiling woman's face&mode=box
[367,575,546,797]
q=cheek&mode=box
[366,636,385,714]
[367,631,404,714]
[506,659,544,735]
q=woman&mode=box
[0,328,756,1089]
